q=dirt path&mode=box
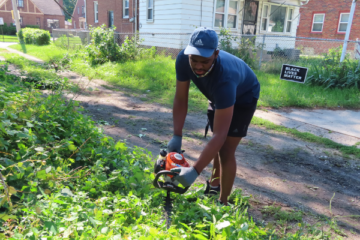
[5,61,360,238]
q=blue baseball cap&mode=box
[184,27,218,58]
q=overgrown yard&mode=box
[9,43,360,110]
[2,27,360,238]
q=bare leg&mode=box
[219,136,242,205]
[210,153,220,187]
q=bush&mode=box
[218,28,260,69]
[85,25,156,65]
[2,23,17,35]
[306,46,360,89]
[25,24,40,29]
[18,28,51,45]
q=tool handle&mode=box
[153,170,189,194]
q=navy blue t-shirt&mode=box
[176,49,260,109]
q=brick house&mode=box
[85,0,139,33]
[296,0,360,56]
[72,0,86,29]
[0,0,65,32]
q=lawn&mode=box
[8,43,360,111]
[0,35,18,42]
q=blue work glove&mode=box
[171,167,199,187]
[167,135,182,153]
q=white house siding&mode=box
[139,0,214,50]
[255,0,300,51]
[139,0,300,51]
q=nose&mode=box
[194,62,203,70]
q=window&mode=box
[123,0,129,18]
[338,13,349,33]
[82,6,85,14]
[36,17,40,27]
[47,19,60,28]
[147,0,153,21]
[261,3,294,33]
[311,13,325,32]
[94,2,98,23]
[109,11,114,27]
[17,0,23,7]
[78,7,80,14]
[214,0,238,28]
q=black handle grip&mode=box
[153,170,189,194]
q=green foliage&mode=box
[17,28,51,46]
[307,46,360,89]
[0,62,276,239]
[218,28,260,69]
[25,25,40,29]
[54,34,84,50]
[85,25,155,65]
[63,0,77,21]
[1,23,17,35]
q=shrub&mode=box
[17,28,51,45]
[86,25,156,65]
[218,28,260,69]
[2,23,17,35]
[306,46,360,89]
[25,24,40,29]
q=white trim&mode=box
[213,0,239,29]
[147,0,154,22]
[123,0,129,19]
[260,2,295,34]
[338,13,349,33]
[94,1,98,23]
[311,13,325,33]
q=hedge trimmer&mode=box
[153,149,190,229]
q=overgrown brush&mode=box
[85,25,156,65]
[306,47,360,89]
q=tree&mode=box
[63,0,77,20]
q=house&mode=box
[85,0,139,33]
[138,0,303,53]
[0,0,65,32]
[296,0,360,56]
[72,0,86,29]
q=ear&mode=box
[214,50,220,59]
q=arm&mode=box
[193,105,233,174]
[173,80,190,136]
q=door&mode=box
[242,0,259,35]
[109,11,114,28]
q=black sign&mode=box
[280,64,308,83]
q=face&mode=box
[189,50,219,75]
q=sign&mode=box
[280,64,308,83]
[0,18,3,25]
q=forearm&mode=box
[193,133,227,174]
[173,97,188,136]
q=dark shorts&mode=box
[206,98,258,138]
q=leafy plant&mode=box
[17,28,51,46]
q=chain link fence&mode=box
[52,29,360,70]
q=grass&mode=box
[9,43,360,110]
[9,42,69,61]
[0,35,18,42]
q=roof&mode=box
[31,0,64,16]
[0,0,7,8]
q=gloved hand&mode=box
[171,166,199,187]
[167,135,182,153]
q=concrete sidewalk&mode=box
[1,42,359,148]
[0,42,44,63]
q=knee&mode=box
[219,147,236,163]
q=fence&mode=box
[52,29,360,70]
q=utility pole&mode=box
[11,0,21,33]
[340,0,357,62]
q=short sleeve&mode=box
[213,82,236,109]
[176,50,190,81]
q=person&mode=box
[167,27,260,205]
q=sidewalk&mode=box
[1,42,359,148]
